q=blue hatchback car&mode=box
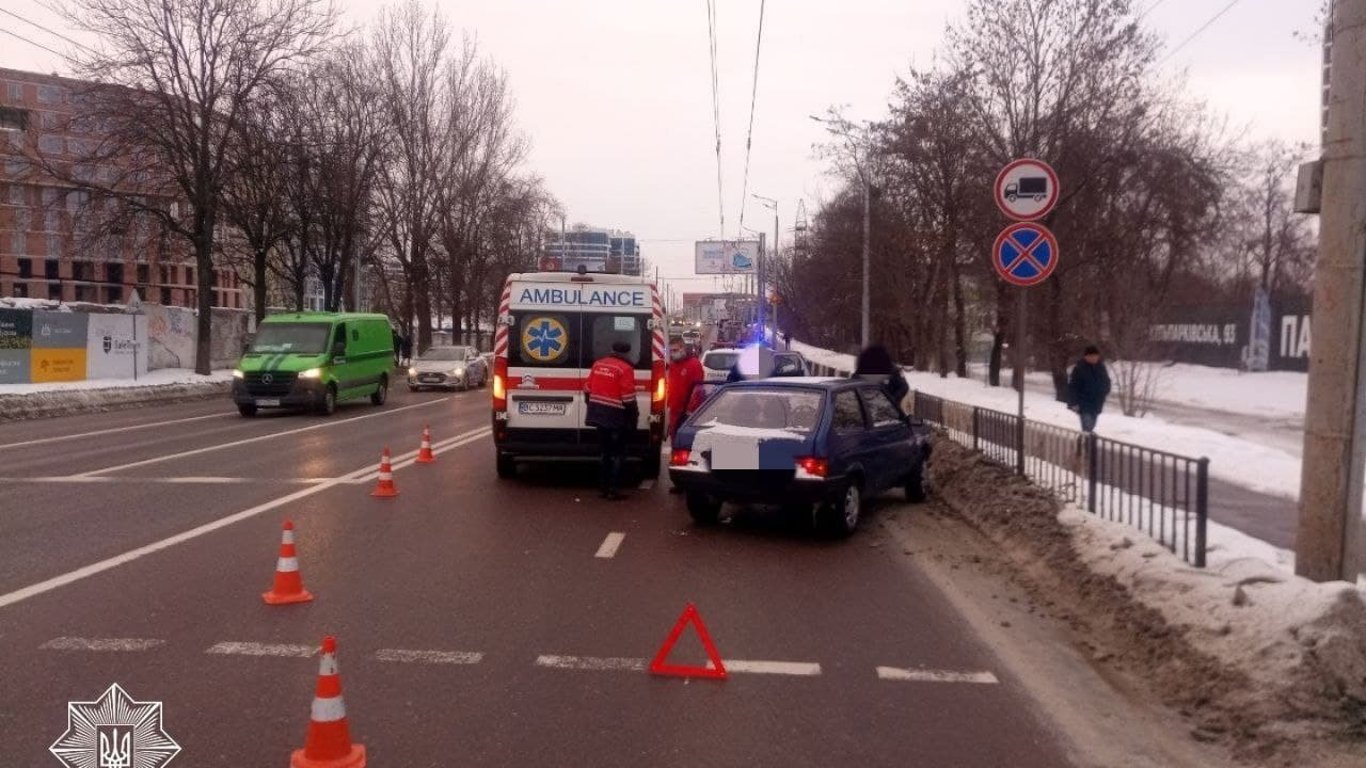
[667,377,932,536]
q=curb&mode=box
[0,380,232,422]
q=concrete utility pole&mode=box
[1297,0,1365,582]
[861,177,870,349]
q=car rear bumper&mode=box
[667,467,844,504]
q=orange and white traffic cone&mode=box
[263,520,313,605]
[290,635,366,768]
[370,447,399,498]
[415,425,436,464]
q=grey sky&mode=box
[0,0,1322,293]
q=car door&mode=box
[825,388,874,485]
[857,386,915,495]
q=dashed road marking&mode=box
[0,428,490,613]
[0,412,227,452]
[725,660,822,676]
[876,667,999,684]
[207,641,317,658]
[75,397,453,477]
[595,532,626,558]
[41,637,165,652]
[536,655,647,671]
[373,649,484,665]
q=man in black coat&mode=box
[1067,345,1111,432]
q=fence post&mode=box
[971,406,980,452]
[1016,414,1026,475]
[1195,457,1209,567]
[1086,432,1098,514]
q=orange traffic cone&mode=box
[416,425,436,464]
[370,447,399,498]
[263,520,313,605]
[291,635,366,768]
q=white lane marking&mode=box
[0,412,227,451]
[638,479,655,490]
[75,397,453,477]
[344,430,490,482]
[876,667,1000,684]
[0,476,113,483]
[0,427,490,612]
[725,660,822,676]
[0,477,366,485]
[207,641,317,658]
[535,655,646,671]
[373,649,484,665]
[594,532,626,559]
[41,637,165,652]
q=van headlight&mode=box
[299,368,322,379]
[232,369,244,379]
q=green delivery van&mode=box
[232,312,396,417]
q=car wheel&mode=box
[496,452,516,479]
[906,463,929,503]
[408,385,419,392]
[317,385,337,416]
[237,404,257,418]
[686,492,722,526]
[818,482,862,537]
[370,375,388,406]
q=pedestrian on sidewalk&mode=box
[852,344,910,412]
[584,340,639,500]
[1067,344,1111,433]
[400,335,413,368]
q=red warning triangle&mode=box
[649,602,727,679]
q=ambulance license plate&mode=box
[256,398,281,407]
[519,401,566,416]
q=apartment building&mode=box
[0,67,243,308]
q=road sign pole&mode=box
[1016,288,1026,476]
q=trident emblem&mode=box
[98,727,131,768]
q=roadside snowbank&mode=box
[0,369,233,421]
[930,438,1366,764]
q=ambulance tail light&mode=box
[651,360,665,413]
[492,357,508,411]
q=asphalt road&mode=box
[0,387,1173,767]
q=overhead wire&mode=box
[1157,0,1245,64]
[705,0,725,242]
[0,27,65,59]
[1136,0,1172,20]
[0,8,95,55]
[735,0,766,239]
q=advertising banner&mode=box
[87,314,149,380]
[695,240,758,275]
[31,347,87,382]
[32,311,88,349]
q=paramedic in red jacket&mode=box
[666,338,705,442]
[584,340,639,500]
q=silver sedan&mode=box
[407,346,488,391]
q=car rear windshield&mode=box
[691,388,823,432]
[249,323,331,354]
[421,347,467,361]
[702,351,739,371]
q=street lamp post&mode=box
[810,114,871,348]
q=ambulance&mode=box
[490,269,667,479]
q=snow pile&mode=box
[0,297,71,312]
[789,340,855,373]
[930,437,1366,762]
[0,368,234,395]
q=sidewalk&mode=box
[0,369,234,421]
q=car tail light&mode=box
[492,357,508,411]
[796,457,829,478]
[651,360,665,412]
[670,449,691,467]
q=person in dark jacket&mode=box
[1067,345,1111,432]
[400,335,414,368]
[584,340,640,500]
[852,344,910,410]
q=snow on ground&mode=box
[0,369,234,395]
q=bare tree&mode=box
[35,0,336,373]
